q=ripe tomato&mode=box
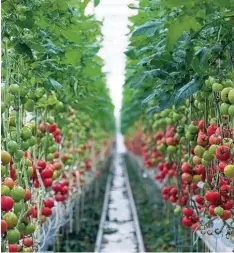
[183,208,194,217]
[44,199,54,208]
[216,146,230,161]
[1,220,8,234]
[41,168,53,179]
[182,217,192,227]
[23,237,33,247]
[24,189,32,202]
[3,178,14,189]
[181,173,192,183]
[181,162,192,173]
[37,160,46,169]
[221,210,232,220]
[42,207,52,217]
[205,191,220,205]
[1,196,14,211]
[8,244,19,252]
[43,178,53,188]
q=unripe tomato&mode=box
[8,84,20,95]
[24,223,36,235]
[3,212,18,229]
[1,185,11,196]
[7,229,20,244]
[24,100,35,112]
[1,150,11,165]
[21,126,32,140]
[12,187,25,201]
[7,141,18,153]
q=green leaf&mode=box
[48,78,64,90]
[161,0,199,7]
[174,78,201,106]
[167,16,201,50]
[125,48,138,59]
[62,49,81,66]
[147,93,175,116]
[132,21,162,37]
[94,0,100,7]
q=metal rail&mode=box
[94,154,145,252]
[94,165,113,252]
[121,156,145,252]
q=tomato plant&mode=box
[122,0,234,249]
[1,0,114,251]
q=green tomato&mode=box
[228,105,234,117]
[48,145,57,153]
[7,140,18,153]
[221,87,232,102]
[228,89,234,104]
[24,158,32,167]
[27,167,33,177]
[174,206,181,215]
[194,145,206,157]
[1,102,6,113]
[24,223,36,235]
[6,93,15,104]
[12,187,25,201]
[18,15,26,21]
[21,141,30,151]
[24,100,35,112]
[14,150,24,159]
[47,116,55,124]
[224,165,234,178]
[1,185,11,196]
[17,222,26,232]
[1,166,7,176]
[167,145,177,154]
[19,86,28,97]
[203,151,214,162]
[8,84,20,95]
[188,124,198,134]
[9,115,16,127]
[21,126,32,140]
[28,136,36,147]
[10,131,17,141]
[209,144,218,155]
[7,228,20,243]
[13,202,25,215]
[220,103,230,115]
[201,158,210,166]
[222,79,234,88]
[212,83,223,92]
[46,153,54,162]
[35,87,45,98]
[214,206,224,216]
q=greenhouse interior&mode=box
[1,0,234,252]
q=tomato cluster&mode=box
[125,77,234,240]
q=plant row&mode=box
[122,0,234,248]
[1,0,114,252]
